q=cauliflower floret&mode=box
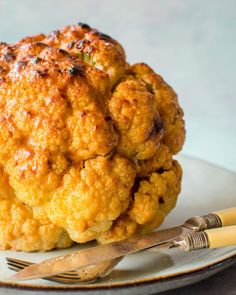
[98,160,182,243]
[18,23,126,87]
[128,63,185,154]
[0,24,185,251]
[109,79,164,160]
[137,144,173,177]
[48,154,136,243]
[0,167,72,251]
[129,160,182,232]
[97,215,138,244]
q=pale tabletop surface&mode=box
[0,0,235,294]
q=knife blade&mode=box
[9,225,188,281]
[8,206,236,281]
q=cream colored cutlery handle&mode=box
[178,225,236,251]
[188,207,236,231]
[205,225,236,249]
[212,207,236,227]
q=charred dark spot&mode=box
[105,115,112,121]
[78,23,91,29]
[34,69,48,77]
[123,99,131,105]
[52,30,60,35]
[157,167,165,174]
[2,53,16,62]
[49,30,60,40]
[47,159,54,170]
[131,178,141,198]
[142,176,149,181]
[76,39,91,51]
[76,40,85,49]
[32,57,40,64]
[94,125,100,131]
[154,119,164,133]
[0,42,8,46]
[16,61,27,70]
[34,42,48,48]
[159,197,165,204]
[67,41,76,49]
[93,31,112,41]
[58,48,69,55]
[68,65,84,76]
[145,82,154,94]
[131,176,150,199]
[0,66,5,73]
[80,110,86,117]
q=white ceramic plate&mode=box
[0,155,235,295]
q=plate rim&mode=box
[1,253,235,291]
[0,154,236,291]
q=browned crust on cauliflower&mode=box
[0,24,185,251]
[18,23,126,87]
[109,78,164,160]
[97,160,182,243]
[0,167,72,251]
[127,63,186,154]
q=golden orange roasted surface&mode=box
[0,23,185,251]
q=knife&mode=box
[9,207,236,281]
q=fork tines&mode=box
[6,257,88,284]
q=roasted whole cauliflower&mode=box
[0,24,185,251]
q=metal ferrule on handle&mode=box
[184,207,236,231]
[177,225,236,251]
[177,232,209,251]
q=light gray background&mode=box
[0,0,235,294]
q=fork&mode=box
[6,257,122,284]
[6,207,236,284]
